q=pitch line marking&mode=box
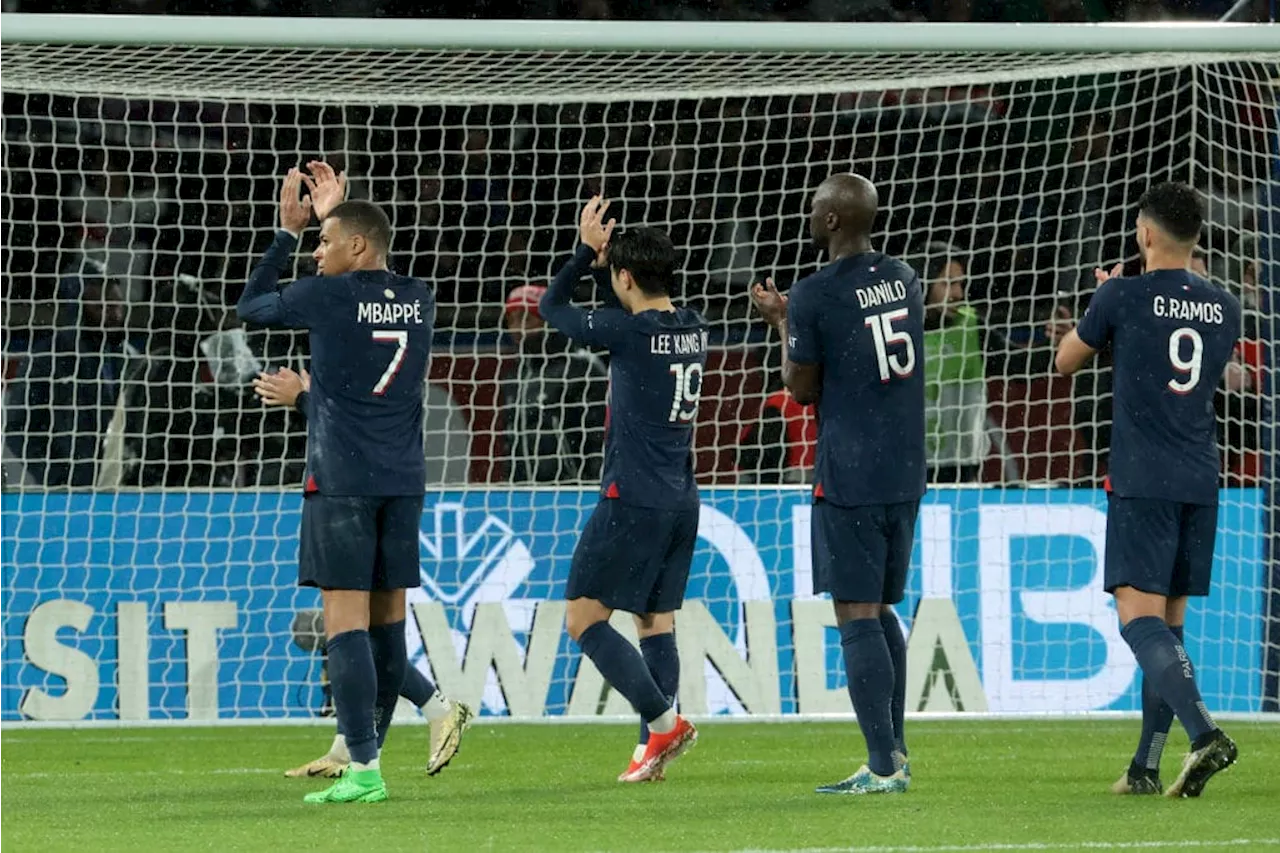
[722,840,1280,853]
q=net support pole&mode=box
[1263,103,1280,712]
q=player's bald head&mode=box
[810,173,879,251]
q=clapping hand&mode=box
[1093,262,1124,287]
[579,195,617,266]
[749,278,788,329]
[278,169,313,235]
[254,367,311,408]
[301,161,347,221]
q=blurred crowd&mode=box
[3,0,1274,21]
[0,52,1274,491]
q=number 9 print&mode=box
[1167,327,1203,395]
[668,362,703,423]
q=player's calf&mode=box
[368,616,409,745]
[324,626,381,774]
[571,607,685,777]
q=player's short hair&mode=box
[1138,182,1204,244]
[608,227,679,296]
[328,200,393,254]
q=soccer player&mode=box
[236,162,436,804]
[1055,182,1239,798]
[539,197,703,783]
[253,364,473,780]
[750,173,925,795]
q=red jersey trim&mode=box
[814,482,825,499]
[605,482,620,499]
[305,474,319,493]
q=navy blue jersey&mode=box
[788,252,927,507]
[237,230,434,497]
[540,245,707,509]
[1075,270,1240,505]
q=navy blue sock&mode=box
[1132,624,1183,774]
[839,618,896,777]
[577,621,669,723]
[638,632,679,745]
[369,621,409,749]
[1121,617,1216,746]
[399,663,438,708]
[879,610,908,758]
[326,630,379,765]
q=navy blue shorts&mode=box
[566,499,699,615]
[811,499,919,604]
[1105,495,1217,598]
[298,494,424,591]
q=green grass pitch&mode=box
[3,720,1279,853]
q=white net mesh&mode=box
[3,43,1264,103]
[2,40,1276,721]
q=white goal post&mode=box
[1,15,1277,726]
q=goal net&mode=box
[2,20,1277,723]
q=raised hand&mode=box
[279,168,313,235]
[254,366,310,408]
[749,278,788,328]
[1094,262,1124,287]
[579,195,617,263]
[302,160,348,221]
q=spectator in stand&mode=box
[1217,233,1263,337]
[62,148,170,304]
[4,262,127,487]
[1212,236,1262,484]
[1046,255,1144,484]
[918,243,989,483]
[500,284,609,483]
[481,227,537,313]
[1021,115,1114,300]
[402,164,462,289]
[736,346,816,484]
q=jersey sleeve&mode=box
[540,245,635,352]
[786,279,821,365]
[236,230,329,329]
[578,307,636,351]
[1075,282,1120,350]
[275,276,331,328]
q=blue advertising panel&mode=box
[0,488,1265,721]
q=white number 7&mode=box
[371,330,408,395]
